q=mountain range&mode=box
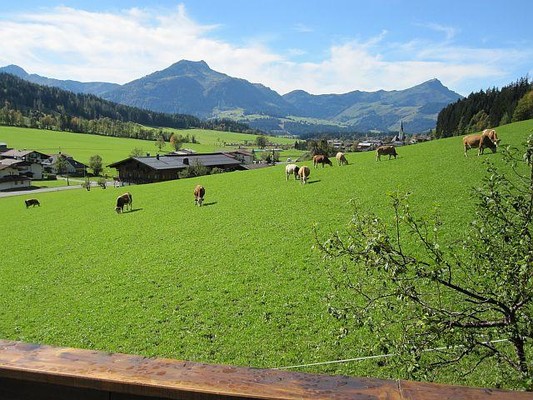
[0,60,463,135]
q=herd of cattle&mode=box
[24,130,500,211]
[285,145,399,185]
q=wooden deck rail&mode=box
[1,339,532,399]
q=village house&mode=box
[0,149,50,180]
[0,158,43,181]
[0,149,50,164]
[227,150,254,164]
[108,152,247,184]
[0,163,31,191]
[42,153,88,176]
[356,139,383,151]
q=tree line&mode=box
[0,73,258,139]
[435,77,533,138]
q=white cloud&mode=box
[417,22,458,41]
[0,5,235,83]
[293,23,313,33]
[0,5,530,96]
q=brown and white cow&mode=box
[313,155,333,168]
[376,145,398,161]
[285,164,300,180]
[25,198,40,208]
[298,165,311,184]
[115,192,133,213]
[336,152,348,166]
[463,134,497,157]
[482,129,500,146]
[194,185,205,206]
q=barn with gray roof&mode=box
[107,152,247,184]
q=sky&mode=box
[1,1,532,96]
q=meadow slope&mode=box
[0,126,295,171]
[1,120,532,388]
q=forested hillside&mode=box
[0,73,256,141]
[435,77,532,137]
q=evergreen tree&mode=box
[512,90,533,122]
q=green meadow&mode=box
[0,126,295,172]
[1,119,532,388]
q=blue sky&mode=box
[1,1,532,96]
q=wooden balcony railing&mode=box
[0,339,532,399]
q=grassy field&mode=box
[0,126,296,174]
[1,119,532,389]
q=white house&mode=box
[0,149,48,180]
[0,164,31,191]
[357,140,383,151]
[0,149,50,164]
[0,158,44,180]
[42,153,87,176]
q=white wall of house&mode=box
[0,178,30,191]
[43,156,84,175]
[30,162,44,180]
[0,166,31,191]
[16,162,44,180]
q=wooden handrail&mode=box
[0,339,531,399]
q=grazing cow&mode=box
[376,145,398,161]
[336,152,348,166]
[313,155,333,168]
[298,165,311,184]
[482,129,500,145]
[285,164,300,180]
[194,185,205,206]
[115,192,133,213]
[25,198,40,208]
[463,134,497,157]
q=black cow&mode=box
[25,198,40,208]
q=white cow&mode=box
[336,152,348,166]
[285,164,300,180]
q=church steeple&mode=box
[398,120,405,141]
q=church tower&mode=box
[398,120,405,141]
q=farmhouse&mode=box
[0,149,49,180]
[228,150,254,164]
[357,139,383,151]
[0,158,44,181]
[0,163,31,191]
[108,152,247,184]
[42,153,87,176]
[0,149,50,164]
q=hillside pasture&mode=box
[0,126,296,172]
[1,120,532,388]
